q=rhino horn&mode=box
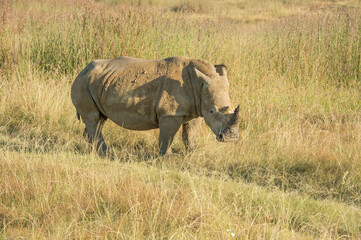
[228,105,240,126]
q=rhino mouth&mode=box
[216,105,240,142]
[216,131,239,142]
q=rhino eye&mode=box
[210,106,216,114]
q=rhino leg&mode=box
[81,110,108,155]
[158,117,183,155]
[182,118,201,151]
[72,79,108,155]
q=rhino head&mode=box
[191,63,241,142]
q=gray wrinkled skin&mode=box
[71,56,240,155]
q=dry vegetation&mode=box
[1,0,361,239]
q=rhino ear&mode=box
[194,67,212,86]
[214,64,227,77]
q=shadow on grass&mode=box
[226,157,361,206]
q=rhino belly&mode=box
[102,96,159,131]
[109,113,159,130]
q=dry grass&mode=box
[1,151,360,239]
[1,0,361,239]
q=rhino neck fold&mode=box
[188,69,203,118]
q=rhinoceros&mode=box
[71,56,240,155]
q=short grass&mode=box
[1,0,361,239]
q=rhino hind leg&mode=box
[182,118,201,151]
[80,110,108,155]
[72,80,108,155]
[158,117,183,155]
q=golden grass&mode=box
[1,0,361,238]
[2,151,360,239]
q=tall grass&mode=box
[1,0,361,238]
[2,151,361,239]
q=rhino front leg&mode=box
[158,117,183,155]
[182,118,201,151]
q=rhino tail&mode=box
[76,111,80,121]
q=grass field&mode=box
[1,0,361,239]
